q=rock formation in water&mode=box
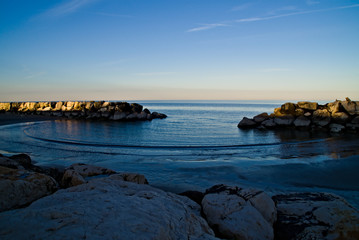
[1,153,359,239]
[0,101,167,121]
[238,97,359,133]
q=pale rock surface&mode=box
[0,178,218,240]
[0,166,58,212]
[202,184,276,240]
[327,100,341,114]
[341,98,357,115]
[273,192,359,240]
[297,101,318,111]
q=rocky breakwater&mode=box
[238,97,359,133]
[1,153,359,239]
[0,101,167,121]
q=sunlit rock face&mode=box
[238,98,359,133]
[0,101,167,121]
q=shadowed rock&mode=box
[273,192,359,240]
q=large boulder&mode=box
[312,109,331,127]
[332,112,350,124]
[293,116,311,127]
[341,98,357,115]
[262,118,276,128]
[202,184,276,240]
[238,117,257,128]
[274,116,294,126]
[297,101,318,111]
[253,113,269,123]
[0,177,217,240]
[273,192,359,240]
[0,166,58,212]
[61,163,116,188]
[280,103,296,115]
[327,100,341,114]
[113,111,127,120]
[61,163,148,188]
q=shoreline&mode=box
[1,154,358,239]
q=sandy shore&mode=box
[0,112,58,126]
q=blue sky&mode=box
[0,0,358,101]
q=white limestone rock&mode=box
[202,184,276,240]
[0,178,218,240]
[0,166,58,212]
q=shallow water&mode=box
[1,101,358,207]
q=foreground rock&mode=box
[0,166,57,212]
[273,192,359,240]
[238,98,359,133]
[0,177,218,240]
[201,184,276,240]
[0,101,167,121]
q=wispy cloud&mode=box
[267,6,297,15]
[187,23,228,32]
[44,0,99,17]
[235,4,359,23]
[188,4,359,32]
[231,3,251,12]
[135,72,176,76]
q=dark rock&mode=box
[352,116,359,124]
[329,123,345,133]
[152,112,167,119]
[273,192,359,240]
[280,102,296,115]
[312,109,331,127]
[293,116,311,127]
[179,191,204,205]
[253,112,269,123]
[143,108,151,114]
[262,119,276,128]
[9,154,32,168]
[238,117,257,128]
[131,103,143,113]
[332,112,350,124]
[294,108,305,117]
[274,116,294,126]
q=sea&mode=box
[1,100,359,207]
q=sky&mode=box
[0,0,358,101]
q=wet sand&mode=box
[0,112,58,126]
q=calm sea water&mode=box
[1,101,359,206]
